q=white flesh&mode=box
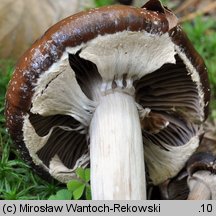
[188,171,216,200]
[187,180,211,200]
[89,91,146,200]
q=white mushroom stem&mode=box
[89,91,146,200]
[187,171,216,200]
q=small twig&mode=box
[179,1,216,23]
[175,0,199,14]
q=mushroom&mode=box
[187,152,216,200]
[160,153,216,200]
[5,0,210,200]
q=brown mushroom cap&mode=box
[5,1,210,183]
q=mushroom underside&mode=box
[21,31,203,186]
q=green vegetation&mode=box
[0,0,215,200]
[48,168,91,200]
[94,0,114,7]
[0,61,61,199]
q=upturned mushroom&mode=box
[5,0,210,200]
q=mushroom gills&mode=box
[134,55,202,185]
[25,31,203,196]
[68,51,102,100]
[29,113,89,170]
[135,55,202,121]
